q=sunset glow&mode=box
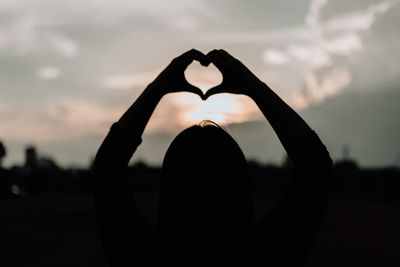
[175,94,257,126]
[180,63,258,125]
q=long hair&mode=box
[156,121,254,261]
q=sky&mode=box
[0,0,399,167]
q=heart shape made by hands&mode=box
[184,61,223,97]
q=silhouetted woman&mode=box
[94,49,332,266]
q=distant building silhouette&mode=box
[25,146,38,169]
[0,140,11,196]
[335,144,358,172]
[342,144,351,161]
[0,141,5,167]
[38,157,59,170]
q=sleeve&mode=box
[254,130,333,266]
[93,122,154,266]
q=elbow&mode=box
[320,153,333,171]
[93,147,107,172]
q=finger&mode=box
[177,49,208,67]
[204,83,227,100]
[182,80,205,99]
[216,49,232,58]
[205,49,230,70]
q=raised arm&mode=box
[205,49,332,266]
[204,49,311,148]
[117,49,207,135]
[93,49,207,266]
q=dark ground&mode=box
[1,162,400,266]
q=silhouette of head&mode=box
[157,121,254,259]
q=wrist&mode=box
[248,80,269,100]
[146,82,165,100]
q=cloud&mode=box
[0,12,79,58]
[37,66,60,80]
[46,34,79,58]
[304,66,351,104]
[322,32,362,56]
[259,0,397,109]
[184,62,223,92]
[0,98,121,142]
[287,44,332,68]
[305,0,328,30]
[169,15,200,31]
[102,72,157,90]
[210,1,396,110]
[262,49,290,65]
[324,0,396,32]
[0,14,38,54]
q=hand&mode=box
[150,49,208,99]
[204,49,264,100]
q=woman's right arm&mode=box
[251,83,332,264]
[94,49,207,265]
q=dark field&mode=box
[1,163,400,266]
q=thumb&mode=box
[183,80,204,99]
[204,83,226,100]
